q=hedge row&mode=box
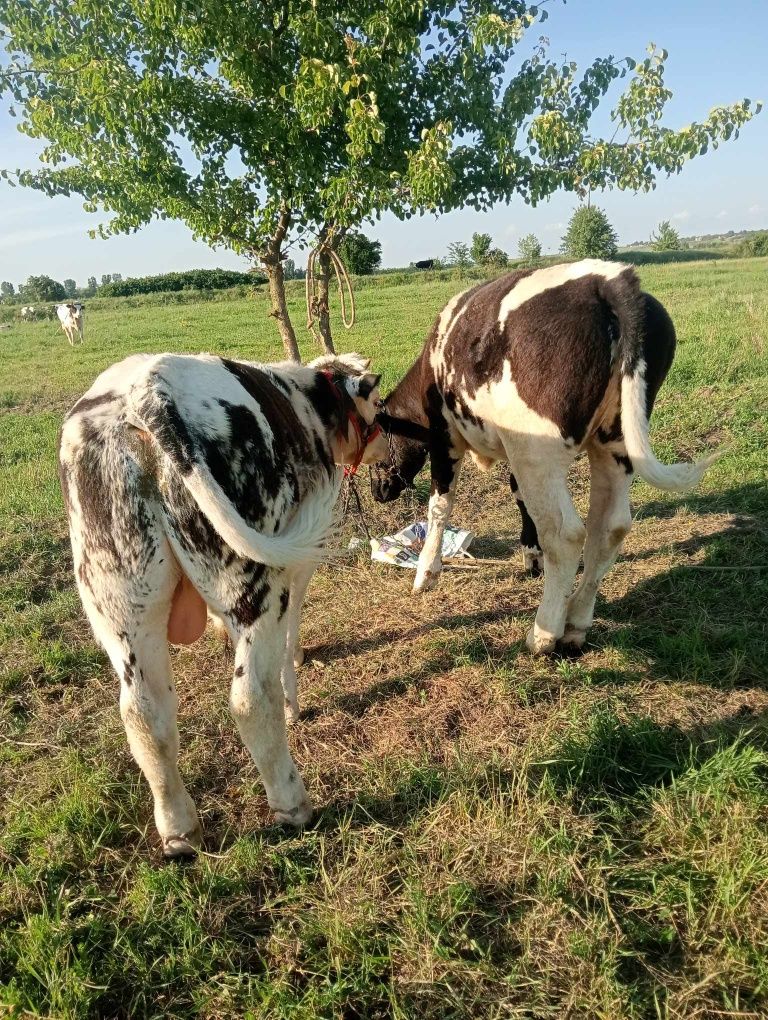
[99,268,263,296]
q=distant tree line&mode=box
[0,268,257,303]
[99,268,259,296]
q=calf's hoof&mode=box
[273,798,313,829]
[284,699,300,726]
[521,546,543,578]
[558,627,587,656]
[162,824,202,860]
[525,626,558,656]
[293,646,305,669]
[413,569,439,594]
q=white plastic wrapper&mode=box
[370,521,474,569]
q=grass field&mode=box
[1,258,767,1019]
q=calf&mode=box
[56,302,84,344]
[370,260,715,655]
[59,351,383,857]
[20,305,36,321]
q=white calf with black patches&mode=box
[59,351,383,857]
[371,260,715,655]
[56,302,84,345]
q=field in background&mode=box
[1,258,767,1019]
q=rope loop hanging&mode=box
[305,237,356,344]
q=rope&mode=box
[341,473,373,542]
[305,240,356,345]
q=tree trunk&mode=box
[261,206,301,362]
[263,259,300,362]
[315,247,336,355]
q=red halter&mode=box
[321,371,382,476]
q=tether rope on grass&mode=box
[305,243,355,346]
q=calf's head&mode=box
[369,423,429,503]
[309,352,386,468]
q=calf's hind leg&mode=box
[229,592,312,826]
[561,440,633,651]
[280,565,315,724]
[80,574,201,858]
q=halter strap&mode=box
[320,370,382,476]
[375,409,431,445]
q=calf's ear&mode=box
[357,373,382,400]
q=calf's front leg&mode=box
[413,446,464,593]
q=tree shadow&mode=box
[620,248,727,266]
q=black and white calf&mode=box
[371,259,715,655]
[59,351,384,857]
[56,302,85,345]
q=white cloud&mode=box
[0,223,87,250]
[716,209,728,219]
[503,223,518,237]
[544,221,565,231]
[671,210,690,221]
[748,204,763,215]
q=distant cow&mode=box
[370,259,715,656]
[59,350,384,857]
[413,259,435,270]
[56,302,84,345]
[20,306,36,321]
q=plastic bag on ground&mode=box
[370,521,474,569]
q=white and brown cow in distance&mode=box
[371,259,716,655]
[58,351,384,858]
[56,302,84,344]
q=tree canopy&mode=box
[561,205,619,259]
[19,274,66,301]
[518,233,542,264]
[339,231,382,275]
[0,2,760,356]
[650,220,686,251]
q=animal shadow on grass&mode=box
[636,480,768,522]
[603,485,767,688]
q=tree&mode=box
[112,272,123,283]
[1,8,760,360]
[447,242,472,270]
[561,206,619,259]
[86,277,98,295]
[1,281,14,299]
[518,234,542,265]
[738,231,768,257]
[484,248,509,268]
[650,220,686,251]
[19,275,66,302]
[101,274,112,288]
[339,231,382,276]
[63,278,77,298]
[470,233,493,265]
[282,259,305,281]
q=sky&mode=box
[0,0,766,288]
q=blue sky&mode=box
[0,0,766,287]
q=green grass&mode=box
[1,257,767,1019]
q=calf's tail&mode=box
[127,381,340,570]
[601,268,719,492]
